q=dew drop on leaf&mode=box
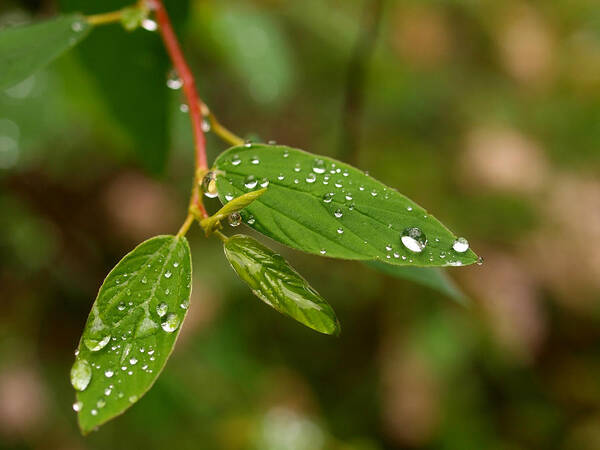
[306,173,317,183]
[164,271,172,279]
[231,154,241,166]
[104,370,114,378]
[334,209,343,218]
[156,302,168,317]
[70,359,92,391]
[166,69,182,90]
[84,335,111,352]
[452,237,469,253]
[251,155,260,165]
[228,212,242,227]
[401,227,427,253]
[72,401,82,412]
[313,159,326,174]
[244,175,258,189]
[201,172,219,198]
[161,314,180,333]
[322,193,334,203]
[260,177,269,188]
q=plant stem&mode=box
[176,214,194,237]
[154,0,209,220]
[86,10,123,25]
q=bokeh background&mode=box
[2,0,600,448]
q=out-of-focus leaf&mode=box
[224,234,340,335]
[58,0,188,173]
[366,261,468,305]
[214,144,479,267]
[71,235,192,434]
[207,3,295,105]
[0,14,90,90]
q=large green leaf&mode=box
[214,144,478,267]
[366,262,468,305]
[71,235,192,434]
[0,14,91,90]
[58,0,189,173]
[224,234,340,335]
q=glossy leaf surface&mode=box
[224,234,340,335]
[215,144,478,267]
[0,14,90,90]
[71,235,192,434]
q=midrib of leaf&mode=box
[221,170,405,256]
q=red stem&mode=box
[154,0,208,216]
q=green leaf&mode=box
[71,235,192,434]
[58,0,189,173]
[366,262,468,305]
[0,14,91,90]
[224,234,340,335]
[214,144,478,267]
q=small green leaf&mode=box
[224,234,340,335]
[214,145,478,267]
[0,14,91,90]
[71,235,192,434]
[366,262,468,305]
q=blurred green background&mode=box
[2,0,600,448]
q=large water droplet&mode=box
[70,360,92,391]
[156,302,168,317]
[322,192,334,203]
[313,159,326,174]
[201,172,218,198]
[228,212,242,227]
[166,69,182,90]
[244,175,258,189]
[161,314,181,333]
[84,335,111,352]
[306,173,317,183]
[452,237,469,253]
[141,19,157,31]
[401,227,427,253]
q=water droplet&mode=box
[104,370,114,378]
[320,249,327,255]
[231,154,241,166]
[452,237,469,253]
[401,227,427,253]
[294,179,299,184]
[97,398,106,408]
[164,271,172,279]
[334,180,343,188]
[70,360,92,391]
[260,177,270,188]
[225,193,234,202]
[129,357,138,365]
[334,209,343,218]
[250,155,260,165]
[407,206,413,212]
[244,141,252,148]
[385,244,393,251]
[104,387,112,396]
[156,302,168,317]
[277,173,285,181]
[71,21,84,32]
[84,335,111,352]
[228,212,242,227]
[247,215,256,225]
[161,314,181,333]
[201,171,219,198]
[440,251,447,259]
[306,173,317,183]
[72,401,82,412]
[129,395,138,403]
[117,302,126,311]
[476,256,484,266]
[244,175,258,189]
[283,150,289,158]
[342,170,349,177]
[294,163,301,173]
[322,192,334,203]
[337,228,344,234]
[359,185,365,191]
[166,69,182,90]
[91,409,98,416]
[141,276,147,284]
[268,140,277,145]
[370,190,378,197]
[313,159,326,174]
[345,193,353,201]
[141,18,157,31]
[179,103,189,113]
